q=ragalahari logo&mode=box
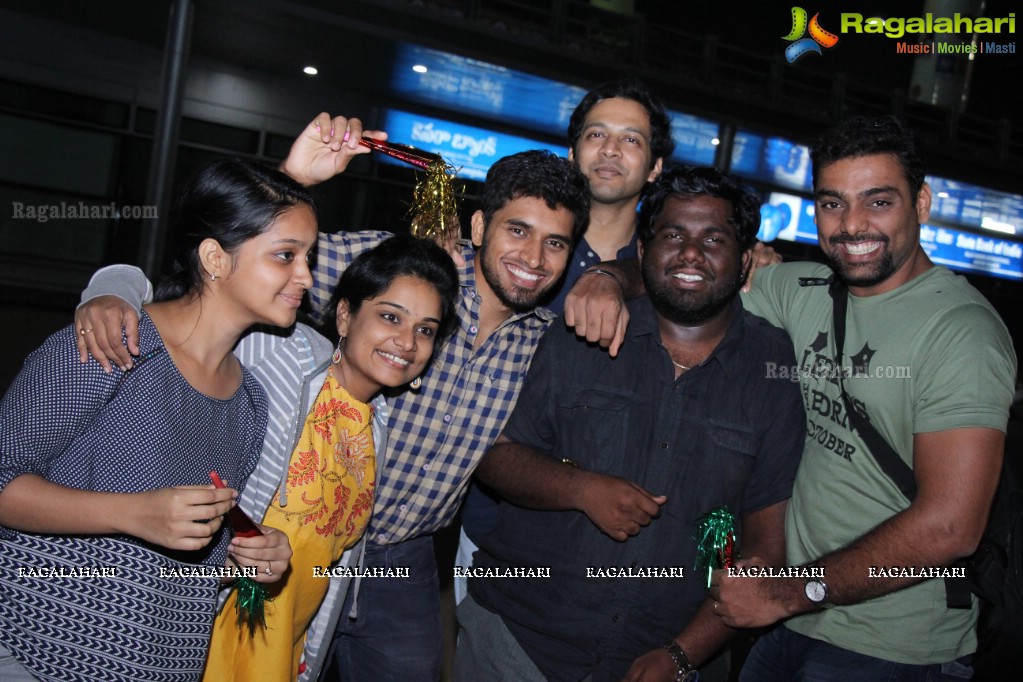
[783,7,839,63]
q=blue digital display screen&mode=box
[669,112,719,165]
[391,43,720,165]
[733,131,812,191]
[758,193,818,245]
[379,109,562,181]
[927,176,1023,236]
[391,44,585,139]
[919,224,1022,281]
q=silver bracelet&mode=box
[662,641,698,682]
[579,267,623,290]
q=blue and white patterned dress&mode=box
[0,313,267,682]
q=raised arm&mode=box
[280,112,386,186]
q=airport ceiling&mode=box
[8,0,1019,126]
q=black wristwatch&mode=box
[662,641,698,682]
[804,576,830,605]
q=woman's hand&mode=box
[119,485,237,551]
[226,524,293,583]
[75,295,141,372]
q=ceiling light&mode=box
[303,66,318,76]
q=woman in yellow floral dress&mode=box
[203,235,459,682]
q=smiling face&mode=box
[814,153,932,296]
[472,195,575,312]
[334,275,444,402]
[214,203,316,329]
[569,97,663,207]
[639,194,751,325]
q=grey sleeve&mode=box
[78,265,154,314]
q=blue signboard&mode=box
[758,192,818,245]
[379,109,562,181]
[669,112,719,165]
[391,44,586,138]
[392,43,721,164]
[919,224,1023,281]
[927,176,1023,237]
[733,131,812,191]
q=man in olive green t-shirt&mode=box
[712,116,1015,679]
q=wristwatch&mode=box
[662,641,698,682]
[804,576,830,605]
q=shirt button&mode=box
[443,414,452,423]
[469,325,478,334]
[399,504,407,512]
[377,533,387,542]
[578,260,586,267]
[661,442,668,450]
[612,614,620,622]
[586,251,594,257]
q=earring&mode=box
[210,272,217,281]
[332,336,344,365]
[410,376,422,390]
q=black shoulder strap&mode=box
[828,279,917,500]
[828,278,971,609]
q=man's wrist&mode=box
[579,267,624,290]
[662,640,698,682]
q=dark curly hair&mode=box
[810,115,927,199]
[638,165,760,252]
[567,78,675,166]
[480,150,590,243]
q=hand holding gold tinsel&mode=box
[357,137,462,245]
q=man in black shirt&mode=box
[454,166,806,681]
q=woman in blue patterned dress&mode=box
[0,158,307,681]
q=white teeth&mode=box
[845,241,881,255]
[379,352,410,366]
[673,273,704,282]
[507,264,541,281]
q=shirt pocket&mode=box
[664,418,759,521]
[554,387,632,473]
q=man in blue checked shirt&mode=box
[286,115,589,681]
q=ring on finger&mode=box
[80,328,94,336]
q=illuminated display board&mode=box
[391,44,719,164]
[379,109,561,181]
[927,176,1023,237]
[669,113,719,165]
[392,44,585,138]
[732,131,813,192]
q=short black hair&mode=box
[567,78,675,165]
[810,115,927,199]
[324,234,460,342]
[638,165,760,251]
[480,150,590,243]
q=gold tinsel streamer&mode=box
[409,158,461,243]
